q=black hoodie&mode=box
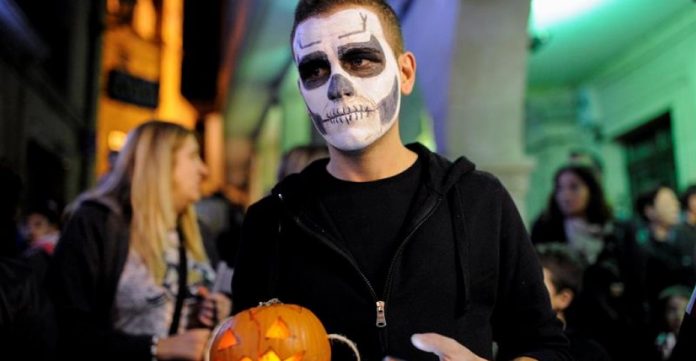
[232,143,570,361]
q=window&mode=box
[619,112,676,204]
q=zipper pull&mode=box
[376,301,387,328]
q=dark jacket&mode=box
[0,255,57,361]
[232,143,570,361]
[670,303,696,361]
[49,198,153,360]
[530,216,567,245]
[532,215,653,360]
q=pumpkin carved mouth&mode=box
[206,299,360,361]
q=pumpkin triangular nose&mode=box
[265,317,291,339]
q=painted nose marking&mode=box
[327,74,355,100]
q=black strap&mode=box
[169,228,188,335]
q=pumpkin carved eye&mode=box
[206,300,332,361]
[217,330,238,351]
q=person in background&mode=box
[635,185,695,305]
[277,144,329,181]
[531,165,613,265]
[669,283,696,361]
[233,1,570,360]
[654,285,691,360]
[0,160,56,360]
[673,185,696,276]
[679,185,696,229]
[23,201,62,255]
[195,190,245,271]
[50,121,230,361]
[533,164,650,360]
[536,243,611,361]
[635,184,696,361]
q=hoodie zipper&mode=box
[277,192,442,347]
[277,193,382,314]
[291,210,392,328]
[381,196,443,312]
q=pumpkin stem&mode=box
[328,334,361,361]
[259,298,282,306]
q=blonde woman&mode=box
[50,121,230,361]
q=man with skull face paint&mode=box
[232,1,571,360]
[294,8,402,153]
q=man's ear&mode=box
[398,51,416,95]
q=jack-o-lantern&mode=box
[206,299,359,361]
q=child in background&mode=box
[655,285,691,360]
[536,243,611,361]
[23,202,61,255]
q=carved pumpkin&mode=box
[206,299,350,361]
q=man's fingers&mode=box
[411,333,476,359]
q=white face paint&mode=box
[293,8,401,151]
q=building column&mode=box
[445,0,534,219]
[525,88,593,222]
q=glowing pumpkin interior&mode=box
[207,302,331,361]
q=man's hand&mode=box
[410,333,487,361]
[383,333,538,361]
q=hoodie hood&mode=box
[272,142,476,208]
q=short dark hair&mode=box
[635,184,671,222]
[291,0,404,55]
[536,243,584,295]
[680,185,696,211]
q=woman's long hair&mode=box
[542,165,613,226]
[75,120,207,283]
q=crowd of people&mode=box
[531,161,696,360]
[1,122,233,360]
[1,0,696,360]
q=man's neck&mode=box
[326,127,417,182]
[687,212,696,226]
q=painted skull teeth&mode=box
[325,109,373,124]
[325,105,373,123]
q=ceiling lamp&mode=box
[530,0,605,31]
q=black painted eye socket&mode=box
[340,48,385,77]
[298,58,331,89]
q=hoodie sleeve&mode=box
[490,182,572,361]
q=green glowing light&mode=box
[531,0,606,30]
